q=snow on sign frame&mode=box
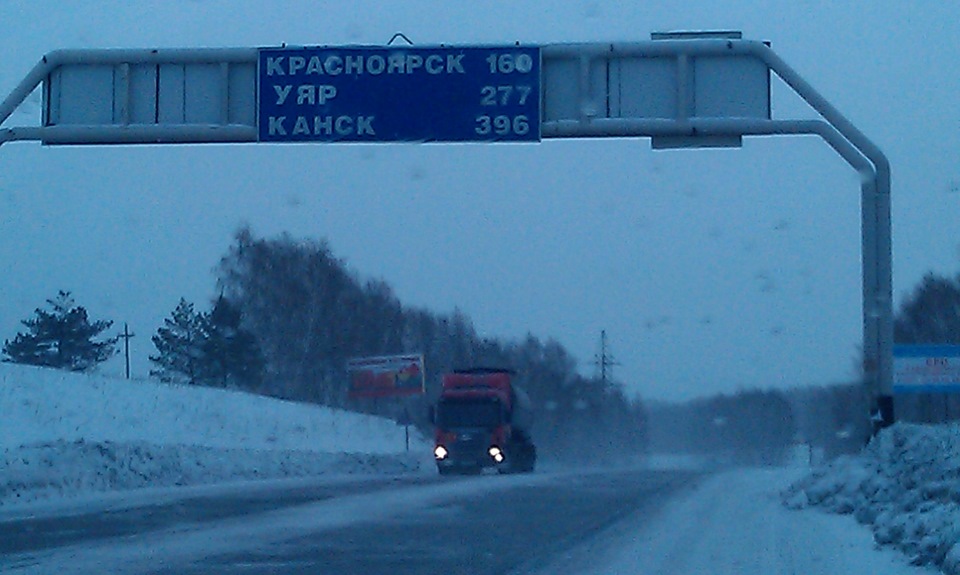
[893,345,960,394]
[347,354,425,399]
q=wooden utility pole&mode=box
[118,323,135,379]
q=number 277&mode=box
[480,86,532,106]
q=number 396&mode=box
[475,114,530,136]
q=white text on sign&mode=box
[268,115,376,137]
[265,54,467,77]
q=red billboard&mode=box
[347,354,425,398]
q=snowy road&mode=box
[0,475,440,558]
[0,466,926,575]
[1,468,700,574]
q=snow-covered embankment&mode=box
[784,423,960,573]
[0,363,430,508]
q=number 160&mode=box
[486,53,535,74]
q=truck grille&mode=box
[448,430,487,460]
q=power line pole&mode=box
[593,330,620,387]
[118,322,135,379]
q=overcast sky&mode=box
[1,1,958,402]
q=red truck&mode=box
[431,368,536,475]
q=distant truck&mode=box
[431,368,536,475]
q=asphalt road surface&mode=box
[1,467,703,575]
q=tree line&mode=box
[214,227,647,460]
[646,383,869,464]
[646,269,960,463]
[646,388,795,465]
[1,227,647,462]
[7,232,960,463]
[0,290,263,389]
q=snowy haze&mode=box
[1,1,959,401]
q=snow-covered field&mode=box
[0,362,431,509]
[785,422,960,574]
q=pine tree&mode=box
[149,299,207,384]
[200,295,264,389]
[150,296,264,389]
[2,290,117,372]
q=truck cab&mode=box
[432,368,536,475]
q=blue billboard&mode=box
[258,45,541,143]
[894,344,960,393]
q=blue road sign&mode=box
[258,45,541,143]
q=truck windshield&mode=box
[436,399,502,428]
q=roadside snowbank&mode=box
[784,423,960,573]
[528,467,920,575]
[0,363,431,508]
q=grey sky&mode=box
[1,1,958,401]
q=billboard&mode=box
[893,345,960,393]
[347,354,425,398]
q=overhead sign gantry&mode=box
[0,33,894,430]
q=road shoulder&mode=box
[530,467,924,575]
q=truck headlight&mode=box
[434,445,448,460]
[488,446,504,463]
